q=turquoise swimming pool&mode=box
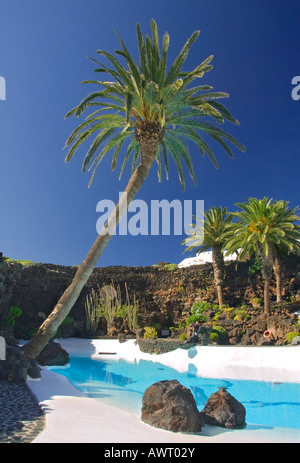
[49,355,300,430]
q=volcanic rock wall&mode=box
[0,252,299,339]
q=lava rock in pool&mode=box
[141,379,204,433]
[200,387,246,429]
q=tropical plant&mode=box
[233,309,250,321]
[99,284,122,335]
[186,313,207,326]
[183,206,234,307]
[250,297,262,308]
[286,331,300,344]
[143,326,158,339]
[23,20,244,359]
[85,287,105,333]
[191,300,211,314]
[210,325,227,344]
[224,197,300,315]
[4,306,22,328]
[121,283,139,334]
[272,233,300,303]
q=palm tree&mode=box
[224,197,300,315]
[271,205,300,302]
[182,206,233,308]
[22,20,245,359]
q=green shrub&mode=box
[164,263,178,271]
[17,260,34,266]
[209,332,219,343]
[251,298,262,308]
[212,311,221,322]
[9,306,22,317]
[4,306,22,328]
[234,309,250,321]
[179,333,187,341]
[211,325,227,344]
[27,328,38,338]
[152,321,162,331]
[248,258,261,276]
[4,257,34,266]
[143,326,158,339]
[222,307,236,318]
[186,314,207,326]
[191,301,211,315]
[286,331,300,343]
[177,285,185,293]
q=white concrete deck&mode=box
[27,339,300,443]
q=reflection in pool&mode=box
[48,356,300,429]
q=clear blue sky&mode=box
[0,0,299,267]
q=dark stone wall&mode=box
[0,252,299,339]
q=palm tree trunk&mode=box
[273,255,282,303]
[256,241,273,316]
[22,139,158,359]
[264,278,271,316]
[211,245,225,308]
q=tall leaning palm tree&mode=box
[23,20,245,359]
[225,197,300,315]
[183,206,233,308]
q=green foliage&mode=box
[164,263,178,271]
[211,325,227,344]
[225,198,300,262]
[248,258,261,276]
[250,298,262,308]
[233,309,250,321]
[9,306,22,317]
[4,257,34,266]
[152,321,162,331]
[85,282,139,335]
[209,332,219,343]
[177,285,185,293]
[286,331,300,343]
[143,326,158,339]
[179,333,187,341]
[4,306,22,328]
[212,311,221,322]
[85,287,106,333]
[183,206,234,255]
[64,20,244,191]
[186,313,207,326]
[191,300,211,315]
[27,327,38,338]
[222,307,236,318]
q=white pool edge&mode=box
[27,338,300,443]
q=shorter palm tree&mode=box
[225,197,300,315]
[271,205,300,302]
[183,206,233,308]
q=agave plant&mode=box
[23,20,244,359]
[183,206,234,307]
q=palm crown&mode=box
[225,197,300,260]
[64,19,245,189]
[183,206,233,253]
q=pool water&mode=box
[49,355,300,429]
